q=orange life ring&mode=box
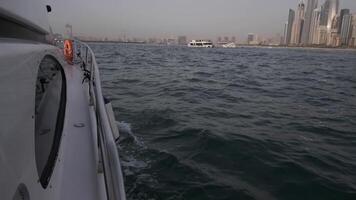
[64,39,73,64]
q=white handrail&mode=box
[74,40,126,200]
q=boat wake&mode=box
[116,121,144,147]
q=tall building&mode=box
[283,22,288,45]
[247,33,254,44]
[318,0,340,45]
[329,29,341,46]
[309,7,321,44]
[350,15,356,47]
[318,26,329,45]
[177,36,187,45]
[325,0,339,45]
[340,14,353,45]
[331,14,339,29]
[285,9,295,45]
[338,9,350,33]
[320,0,339,27]
[301,0,318,44]
[319,3,329,26]
[247,33,260,45]
[291,1,305,45]
[325,0,339,30]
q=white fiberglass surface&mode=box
[0,0,50,33]
[0,40,103,200]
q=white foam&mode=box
[116,121,145,146]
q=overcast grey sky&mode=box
[47,0,356,39]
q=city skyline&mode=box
[284,0,356,47]
[47,0,356,40]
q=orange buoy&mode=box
[64,39,74,64]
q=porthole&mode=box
[34,56,66,188]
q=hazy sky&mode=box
[47,0,356,39]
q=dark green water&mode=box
[90,43,356,200]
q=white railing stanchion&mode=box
[74,40,126,200]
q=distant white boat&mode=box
[222,42,236,48]
[188,40,214,48]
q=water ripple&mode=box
[91,43,356,200]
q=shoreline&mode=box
[233,45,356,51]
[84,40,356,51]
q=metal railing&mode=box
[73,40,126,200]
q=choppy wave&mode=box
[91,43,356,200]
[116,121,144,147]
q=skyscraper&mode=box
[309,7,321,44]
[247,33,256,44]
[283,22,288,45]
[340,14,353,45]
[319,0,339,28]
[301,0,318,44]
[318,26,328,45]
[318,3,328,45]
[177,36,187,45]
[318,0,339,45]
[338,9,350,33]
[326,0,339,45]
[291,1,305,45]
[285,9,295,45]
[331,14,339,30]
[325,0,339,30]
[350,15,356,47]
[319,2,329,26]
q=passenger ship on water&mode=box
[188,40,214,48]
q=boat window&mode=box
[35,56,66,188]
